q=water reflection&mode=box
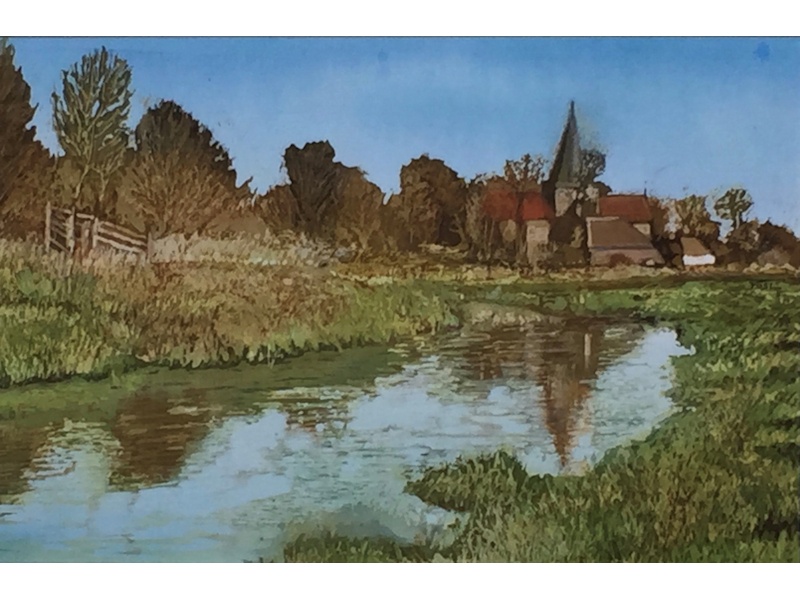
[0,318,685,562]
[108,388,213,489]
[452,319,644,469]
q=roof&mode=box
[519,191,555,221]
[597,195,653,223]
[680,236,712,256]
[586,217,655,249]
[546,100,582,188]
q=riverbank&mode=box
[283,279,800,562]
[2,238,796,389]
[0,241,460,388]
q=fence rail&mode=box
[45,202,153,261]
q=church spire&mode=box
[549,100,582,187]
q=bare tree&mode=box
[334,167,386,258]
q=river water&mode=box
[0,317,687,562]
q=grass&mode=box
[0,240,459,387]
[283,279,800,562]
[2,238,797,561]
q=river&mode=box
[0,316,688,562]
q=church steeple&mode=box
[550,100,581,186]
[544,100,583,216]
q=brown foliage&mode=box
[333,167,386,258]
[258,184,299,232]
[388,155,467,250]
[283,141,342,237]
[0,39,48,235]
[127,101,250,237]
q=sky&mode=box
[9,36,800,232]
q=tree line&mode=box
[1,41,797,269]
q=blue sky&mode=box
[9,37,800,232]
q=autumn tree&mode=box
[334,167,386,258]
[258,183,299,232]
[52,47,132,217]
[503,153,547,193]
[673,194,720,246]
[283,141,342,237]
[714,187,753,231]
[388,155,467,250]
[0,38,54,237]
[127,100,250,236]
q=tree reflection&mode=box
[108,388,212,489]
[0,424,50,501]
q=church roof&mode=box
[547,101,582,188]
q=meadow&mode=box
[1,238,797,562]
[284,278,800,562]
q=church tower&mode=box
[543,100,582,216]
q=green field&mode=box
[284,278,800,562]
[1,240,797,562]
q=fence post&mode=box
[66,207,76,256]
[44,201,51,252]
[91,217,100,253]
[146,230,155,263]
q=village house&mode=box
[586,216,665,266]
[597,194,654,237]
[519,190,555,265]
[680,236,716,267]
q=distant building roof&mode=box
[519,191,555,221]
[587,217,655,249]
[598,195,653,223]
[546,100,582,189]
[680,236,713,256]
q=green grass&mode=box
[0,242,460,387]
[283,279,800,562]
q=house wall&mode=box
[525,220,550,265]
[683,254,715,266]
[633,222,652,237]
[590,247,665,267]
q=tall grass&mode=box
[283,280,800,562]
[0,240,459,387]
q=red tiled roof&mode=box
[598,195,653,223]
[519,191,554,221]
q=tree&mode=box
[577,148,606,188]
[388,155,467,250]
[283,141,342,237]
[334,167,386,258]
[127,101,250,236]
[673,194,720,245]
[52,47,132,217]
[0,40,37,208]
[503,153,547,192]
[714,187,753,231]
[258,184,299,232]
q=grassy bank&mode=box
[283,279,800,562]
[0,241,459,388]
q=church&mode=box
[522,101,664,267]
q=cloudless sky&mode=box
[9,37,800,232]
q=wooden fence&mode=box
[45,202,153,260]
